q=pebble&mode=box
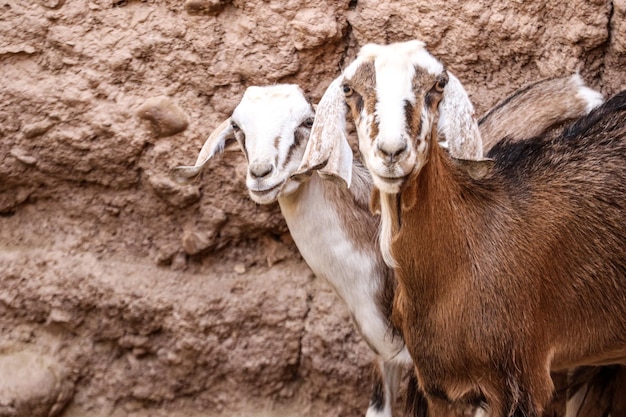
[184,0,228,16]
[10,148,37,166]
[136,96,189,138]
[0,349,73,417]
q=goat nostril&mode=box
[250,162,273,179]
[377,142,408,162]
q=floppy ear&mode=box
[170,118,234,185]
[437,71,484,160]
[292,76,353,188]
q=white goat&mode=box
[172,85,407,417]
[296,39,626,417]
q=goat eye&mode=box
[231,121,240,131]
[343,85,354,97]
[302,118,314,128]
[434,78,447,92]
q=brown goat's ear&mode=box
[370,188,381,215]
[438,71,484,160]
[452,158,495,180]
[293,76,353,188]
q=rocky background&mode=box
[0,0,624,416]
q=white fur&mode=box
[375,50,416,150]
[569,74,604,114]
[281,176,404,361]
[231,85,314,203]
[438,72,483,160]
[379,192,398,268]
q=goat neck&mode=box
[278,165,405,362]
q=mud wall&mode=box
[0,1,624,416]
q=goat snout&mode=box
[249,161,274,179]
[376,141,408,164]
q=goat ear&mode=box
[293,76,353,188]
[452,158,495,180]
[170,118,234,185]
[438,72,484,160]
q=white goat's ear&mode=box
[293,76,353,188]
[170,118,234,185]
[438,72,484,160]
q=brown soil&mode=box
[0,1,624,416]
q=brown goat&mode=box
[296,40,626,417]
[387,88,626,415]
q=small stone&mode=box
[22,121,53,138]
[170,252,187,271]
[146,171,201,208]
[233,263,246,274]
[289,8,339,50]
[0,349,74,417]
[136,96,189,138]
[181,229,215,255]
[184,0,229,16]
[0,186,32,213]
[0,45,37,55]
[37,0,66,8]
[46,308,73,325]
[9,148,37,165]
[155,244,179,266]
[118,335,150,349]
[132,348,148,357]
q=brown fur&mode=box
[564,366,626,417]
[390,89,626,416]
[340,63,612,416]
[347,60,379,141]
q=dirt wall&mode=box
[0,1,624,416]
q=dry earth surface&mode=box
[0,0,624,416]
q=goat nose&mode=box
[377,142,408,163]
[249,162,274,179]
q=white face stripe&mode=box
[372,41,443,143]
[375,54,415,147]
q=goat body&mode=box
[171,84,409,417]
[391,92,626,415]
[296,39,624,417]
[478,73,604,153]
